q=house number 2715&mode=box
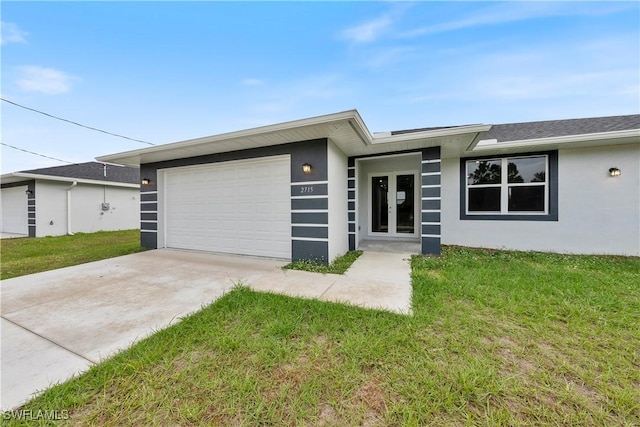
[300,186,314,194]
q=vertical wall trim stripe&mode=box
[421,147,441,255]
[347,157,357,250]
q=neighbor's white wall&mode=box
[70,185,139,233]
[1,185,28,235]
[35,180,139,237]
[441,143,640,256]
[35,181,69,236]
[327,140,348,261]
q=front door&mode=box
[369,172,418,237]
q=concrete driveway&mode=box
[1,249,411,410]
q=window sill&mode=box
[460,213,558,221]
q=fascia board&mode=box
[370,124,492,145]
[469,129,640,153]
[10,173,140,188]
[97,109,364,165]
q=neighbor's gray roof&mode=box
[392,114,640,142]
[20,162,139,184]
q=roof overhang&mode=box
[0,173,140,188]
[465,129,640,157]
[96,109,492,166]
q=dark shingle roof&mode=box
[483,115,640,142]
[391,114,640,141]
[21,161,139,184]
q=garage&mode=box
[164,155,292,259]
[1,185,29,236]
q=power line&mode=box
[1,97,155,146]
[1,142,75,164]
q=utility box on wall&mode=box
[101,202,110,211]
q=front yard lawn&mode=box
[0,230,144,280]
[4,246,639,426]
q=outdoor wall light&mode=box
[302,163,312,175]
[609,167,621,177]
[25,189,33,196]
[141,178,151,185]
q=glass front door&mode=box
[395,174,415,234]
[371,176,389,233]
[370,173,416,236]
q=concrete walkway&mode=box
[0,249,412,410]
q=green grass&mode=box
[0,230,144,280]
[3,246,639,426]
[283,250,363,274]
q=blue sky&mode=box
[2,1,639,172]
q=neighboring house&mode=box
[1,162,140,237]
[97,111,640,261]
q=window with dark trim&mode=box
[460,151,558,221]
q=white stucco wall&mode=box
[327,141,348,261]
[441,143,640,256]
[35,180,139,237]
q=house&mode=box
[1,162,140,238]
[96,111,640,260]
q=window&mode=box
[460,152,558,221]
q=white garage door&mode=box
[1,186,28,235]
[165,156,291,259]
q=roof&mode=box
[1,161,140,188]
[97,109,491,166]
[97,110,640,166]
[469,114,640,156]
[20,161,139,184]
[482,115,640,142]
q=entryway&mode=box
[370,172,417,236]
[355,153,421,250]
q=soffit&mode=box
[97,110,491,166]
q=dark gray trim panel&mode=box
[292,226,328,239]
[422,212,441,223]
[292,240,329,263]
[291,212,328,224]
[422,199,441,210]
[459,150,559,221]
[146,139,328,182]
[348,234,356,250]
[291,198,328,210]
[422,237,441,255]
[422,224,440,235]
[422,162,441,173]
[422,174,441,186]
[1,180,35,189]
[141,212,157,221]
[141,231,157,249]
[291,184,328,197]
[421,187,440,198]
[141,221,158,231]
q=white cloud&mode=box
[400,3,636,39]
[16,66,77,95]
[1,21,28,45]
[340,3,413,45]
[342,16,393,44]
[241,78,264,86]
